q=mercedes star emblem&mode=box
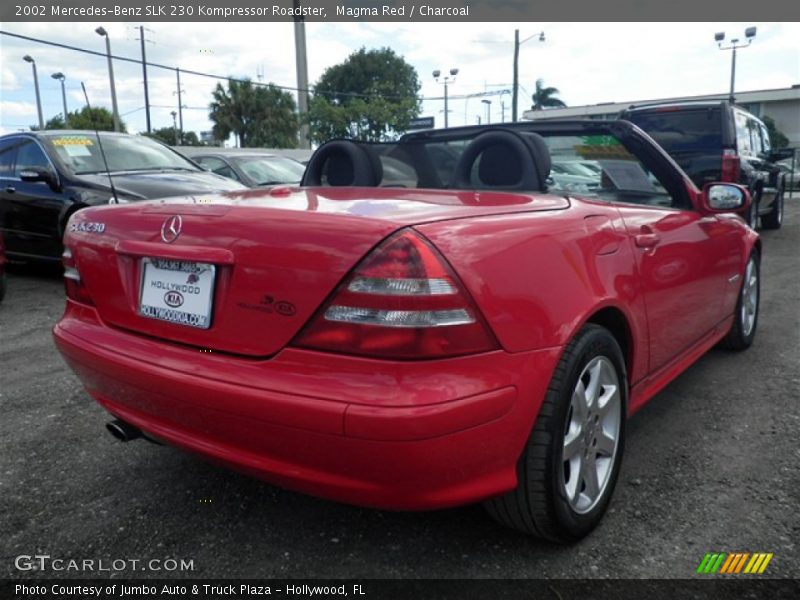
[160,215,183,243]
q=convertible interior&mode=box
[300,121,687,210]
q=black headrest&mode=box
[451,129,551,192]
[302,140,383,187]
[520,132,552,185]
[478,143,523,186]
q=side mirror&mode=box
[19,167,59,190]
[701,183,750,213]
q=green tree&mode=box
[145,127,201,146]
[41,106,126,132]
[181,131,201,146]
[530,79,566,110]
[209,79,298,148]
[762,115,789,149]
[307,47,420,143]
[147,126,181,146]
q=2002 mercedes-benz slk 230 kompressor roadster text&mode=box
[53,121,760,542]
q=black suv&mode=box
[0,131,245,262]
[622,101,786,229]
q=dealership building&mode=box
[522,85,800,149]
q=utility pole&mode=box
[293,0,311,149]
[140,26,151,134]
[175,68,184,144]
[512,29,545,122]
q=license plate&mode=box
[139,258,216,329]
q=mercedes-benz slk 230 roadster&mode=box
[53,121,760,542]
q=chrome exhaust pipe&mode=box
[106,419,142,442]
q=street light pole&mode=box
[95,27,121,131]
[512,29,545,122]
[433,68,459,128]
[171,111,179,145]
[715,27,757,103]
[51,72,68,127]
[23,55,44,129]
[481,99,492,124]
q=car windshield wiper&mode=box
[258,180,300,186]
[76,166,199,175]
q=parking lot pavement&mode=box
[1,202,799,580]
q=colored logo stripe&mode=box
[698,552,773,574]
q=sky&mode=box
[1,21,798,140]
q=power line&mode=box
[0,30,426,102]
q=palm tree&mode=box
[209,78,298,148]
[531,79,566,111]
[209,79,257,147]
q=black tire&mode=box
[719,250,760,350]
[484,324,627,542]
[761,188,783,230]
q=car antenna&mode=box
[80,82,119,204]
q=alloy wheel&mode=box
[741,257,758,337]
[562,356,622,514]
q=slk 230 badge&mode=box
[69,222,106,233]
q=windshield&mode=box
[44,133,200,175]
[232,155,305,185]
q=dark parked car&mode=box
[0,231,6,303]
[622,101,786,229]
[0,131,246,262]
[190,151,306,188]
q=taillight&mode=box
[293,229,498,359]
[62,246,94,306]
[721,149,740,182]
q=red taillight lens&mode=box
[293,229,498,359]
[721,149,741,183]
[62,246,94,306]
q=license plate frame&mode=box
[138,257,216,329]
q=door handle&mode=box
[4,186,15,194]
[634,233,660,248]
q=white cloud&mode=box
[0,100,37,118]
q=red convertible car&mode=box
[53,121,759,542]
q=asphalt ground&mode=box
[1,200,798,581]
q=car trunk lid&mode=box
[66,187,568,357]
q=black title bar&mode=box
[3,0,800,22]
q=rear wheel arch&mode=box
[582,306,634,390]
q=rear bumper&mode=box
[53,302,561,510]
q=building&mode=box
[523,85,800,148]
